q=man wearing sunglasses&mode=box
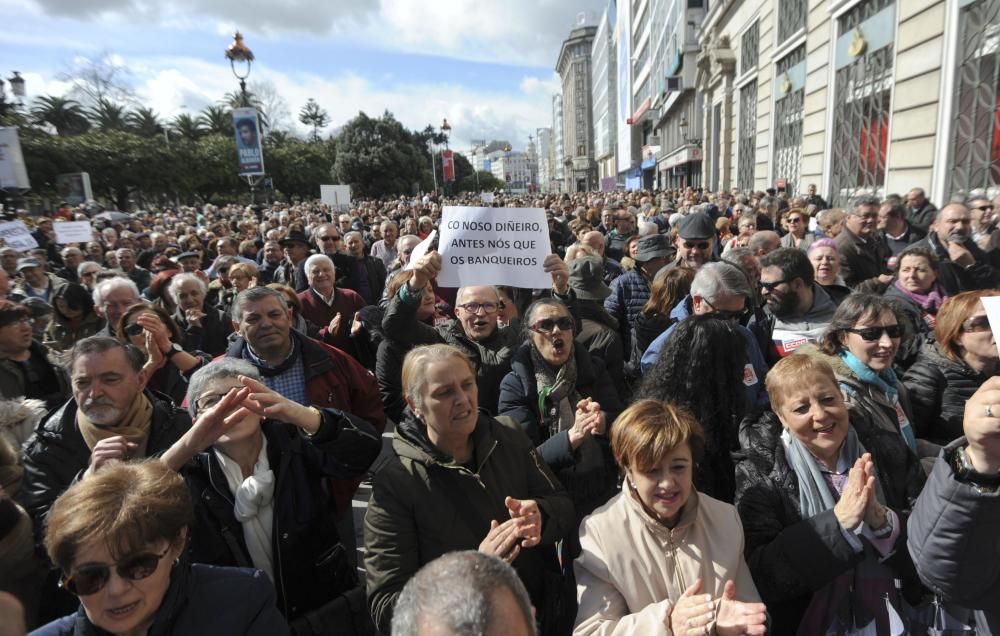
[878,201,925,256]
[670,212,718,271]
[758,248,837,360]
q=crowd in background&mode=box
[0,182,999,635]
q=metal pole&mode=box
[429,142,438,195]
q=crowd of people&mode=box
[0,183,998,635]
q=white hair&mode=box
[637,222,658,236]
[304,253,334,273]
[168,272,208,303]
[92,276,141,308]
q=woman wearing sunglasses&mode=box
[809,294,922,457]
[904,290,1000,446]
[498,299,622,534]
[779,208,816,252]
[32,459,288,635]
[116,304,207,406]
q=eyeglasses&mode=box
[975,205,995,211]
[60,548,170,596]
[845,325,903,341]
[682,241,710,250]
[759,278,790,292]
[852,212,879,220]
[962,315,991,333]
[123,322,144,337]
[457,302,498,315]
[703,299,748,322]
[530,317,575,334]
[318,236,341,242]
[786,217,803,224]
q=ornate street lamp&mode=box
[225,31,255,103]
[441,118,451,148]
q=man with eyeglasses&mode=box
[911,203,1000,295]
[605,208,637,262]
[758,248,837,360]
[835,194,893,290]
[382,250,570,415]
[312,223,343,257]
[670,212,718,270]
[878,201,925,256]
[967,195,1000,253]
[640,262,769,408]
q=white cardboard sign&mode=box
[980,296,1000,358]
[480,192,495,204]
[436,206,549,289]
[53,221,93,244]
[0,221,37,251]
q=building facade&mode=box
[593,2,619,191]
[552,93,566,192]
[536,127,554,192]
[556,20,599,192]
[695,0,1000,206]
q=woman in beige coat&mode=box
[574,399,766,636]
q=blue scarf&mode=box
[839,351,917,453]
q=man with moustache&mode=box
[20,337,191,540]
[911,202,1000,294]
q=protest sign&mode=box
[436,207,549,289]
[981,296,1000,357]
[0,221,38,251]
[53,220,93,244]
[320,185,351,210]
[0,127,30,190]
[480,192,494,204]
[405,230,436,271]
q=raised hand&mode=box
[833,454,874,529]
[543,254,569,294]
[141,331,165,376]
[409,251,442,290]
[237,376,321,434]
[161,386,251,471]
[963,376,1000,473]
[478,519,522,564]
[185,308,206,328]
[87,435,138,477]
[668,579,715,635]
[715,580,768,636]
[327,312,342,336]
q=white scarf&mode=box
[215,437,275,582]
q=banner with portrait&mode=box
[232,107,265,176]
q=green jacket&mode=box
[363,411,575,633]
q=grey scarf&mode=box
[530,346,580,439]
[783,425,886,520]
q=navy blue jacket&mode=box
[30,564,288,635]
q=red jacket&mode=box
[296,287,366,358]
[223,331,386,512]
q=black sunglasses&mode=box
[60,548,170,596]
[123,322,144,337]
[531,317,574,334]
[682,241,710,250]
[704,299,748,322]
[845,325,903,341]
[760,278,789,292]
[962,315,990,333]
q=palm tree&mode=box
[127,106,164,137]
[221,90,269,131]
[298,98,329,141]
[199,105,232,136]
[266,129,292,145]
[89,98,129,131]
[170,113,204,140]
[31,95,90,135]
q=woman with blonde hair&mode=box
[574,399,766,635]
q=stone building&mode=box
[556,21,599,192]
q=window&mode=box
[778,0,807,44]
[773,46,806,194]
[740,21,759,76]
[738,81,758,190]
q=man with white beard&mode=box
[20,336,192,541]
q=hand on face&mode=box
[87,436,138,477]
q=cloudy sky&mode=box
[1,0,606,152]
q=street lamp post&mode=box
[225,32,262,202]
[440,118,451,195]
[0,72,29,212]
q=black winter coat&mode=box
[498,343,622,525]
[735,411,926,634]
[628,311,673,377]
[173,307,234,358]
[911,233,1000,295]
[575,300,626,398]
[902,343,995,445]
[19,391,192,542]
[182,412,380,621]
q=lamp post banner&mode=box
[436,206,549,289]
[0,127,31,190]
[232,107,265,176]
[441,149,455,182]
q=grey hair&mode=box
[304,253,334,273]
[77,261,101,277]
[114,247,134,258]
[71,336,144,374]
[345,231,363,242]
[689,262,752,303]
[849,193,881,211]
[168,273,207,303]
[185,358,261,419]
[379,219,398,232]
[92,276,140,309]
[637,221,658,236]
[391,551,536,636]
[61,246,83,258]
[231,286,288,322]
[455,285,500,307]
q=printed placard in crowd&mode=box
[980,296,1000,357]
[0,220,38,251]
[405,230,436,271]
[480,192,494,204]
[436,206,549,289]
[53,220,93,244]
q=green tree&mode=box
[266,136,336,199]
[127,107,164,138]
[298,98,329,141]
[31,95,90,135]
[199,105,232,136]
[89,98,129,131]
[222,90,269,131]
[170,113,204,141]
[458,170,505,193]
[333,110,430,198]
